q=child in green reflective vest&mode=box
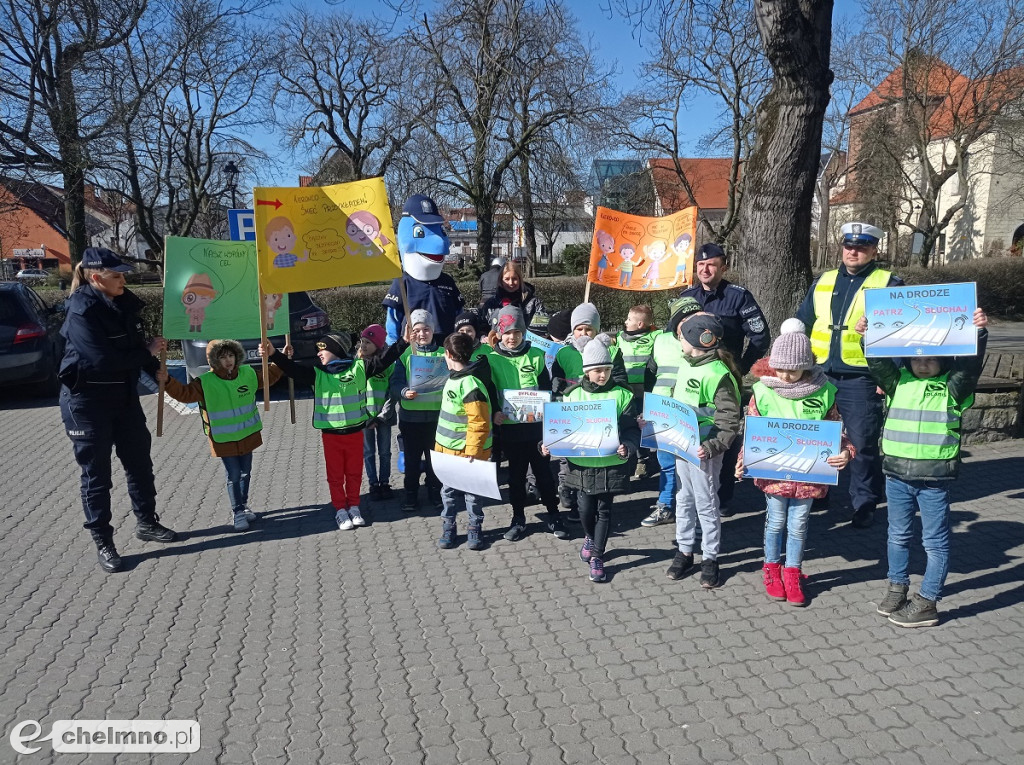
[357,324,396,502]
[542,335,640,583]
[268,331,404,530]
[618,303,661,479]
[736,320,854,606]
[434,332,495,550]
[156,339,283,532]
[857,308,988,628]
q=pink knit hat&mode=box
[361,324,386,350]
[769,319,815,371]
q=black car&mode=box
[181,291,330,381]
[0,281,66,395]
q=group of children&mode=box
[158,294,989,626]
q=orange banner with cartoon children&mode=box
[254,177,402,293]
[587,206,698,291]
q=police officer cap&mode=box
[695,243,726,262]
[402,194,444,224]
[841,222,884,247]
[81,247,133,272]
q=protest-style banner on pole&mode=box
[864,282,978,358]
[640,393,702,466]
[542,399,619,458]
[501,389,551,424]
[742,416,842,485]
[585,206,698,298]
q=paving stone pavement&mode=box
[1,391,1022,764]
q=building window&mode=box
[540,244,551,263]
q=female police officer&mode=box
[59,247,177,573]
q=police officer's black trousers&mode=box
[828,374,884,512]
[60,389,158,540]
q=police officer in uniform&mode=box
[59,248,177,573]
[796,222,904,528]
[680,243,771,514]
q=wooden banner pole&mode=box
[156,348,166,437]
[285,330,296,424]
[260,287,271,412]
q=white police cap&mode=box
[840,222,884,246]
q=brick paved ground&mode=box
[1,390,1022,764]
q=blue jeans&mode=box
[886,475,951,601]
[657,448,678,506]
[363,424,392,487]
[763,495,813,567]
[440,484,483,524]
[222,453,253,513]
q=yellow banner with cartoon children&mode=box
[587,206,698,291]
[254,177,402,293]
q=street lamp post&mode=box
[224,160,240,209]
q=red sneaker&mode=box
[783,567,807,607]
[763,562,786,600]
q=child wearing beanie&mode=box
[357,324,397,501]
[736,318,854,606]
[543,335,640,583]
[551,302,629,396]
[666,313,742,589]
[453,310,493,361]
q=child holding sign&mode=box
[489,306,565,542]
[434,333,495,550]
[668,314,742,589]
[857,308,988,628]
[736,320,854,606]
[543,336,640,583]
[390,309,447,513]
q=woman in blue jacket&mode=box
[59,248,177,574]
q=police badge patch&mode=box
[749,317,765,333]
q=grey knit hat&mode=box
[769,319,814,371]
[580,335,613,370]
[570,302,600,333]
[680,313,723,350]
[409,309,436,330]
[495,305,527,335]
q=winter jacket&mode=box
[434,356,494,460]
[161,339,283,458]
[481,280,546,331]
[560,377,641,495]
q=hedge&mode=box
[33,256,1024,349]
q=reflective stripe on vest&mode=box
[399,347,446,411]
[810,267,891,367]
[564,385,633,468]
[881,370,971,460]
[617,330,661,384]
[751,381,837,422]
[651,332,684,395]
[199,366,262,443]
[673,358,739,439]
[434,376,493,451]
[313,362,369,430]
[366,365,392,417]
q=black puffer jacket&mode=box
[560,378,641,495]
[481,280,545,332]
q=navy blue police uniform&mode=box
[59,248,176,572]
[680,243,771,511]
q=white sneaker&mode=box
[348,506,366,527]
[232,511,250,531]
[336,509,354,531]
[242,506,257,522]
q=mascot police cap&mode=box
[402,194,444,225]
[397,193,450,282]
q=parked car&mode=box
[181,291,331,381]
[15,268,51,282]
[0,281,66,395]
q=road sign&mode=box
[228,209,256,242]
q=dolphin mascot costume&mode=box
[382,194,465,344]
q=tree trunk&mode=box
[738,0,833,332]
[518,152,537,277]
[62,165,89,265]
[477,196,495,265]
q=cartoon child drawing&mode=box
[641,239,670,290]
[595,229,615,281]
[345,211,391,258]
[181,272,218,333]
[669,232,693,287]
[265,216,309,268]
[615,242,642,287]
[264,293,283,331]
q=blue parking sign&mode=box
[228,209,256,241]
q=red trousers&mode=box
[322,431,364,510]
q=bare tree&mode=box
[0,0,148,263]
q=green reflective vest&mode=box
[617,330,662,384]
[471,343,493,361]
[751,381,837,421]
[810,267,891,367]
[881,370,972,461]
[399,346,446,412]
[554,345,583,384]
[366,363,393,418]
[564,384,633,468]
[673,358,739,439]
[313,361,369,430]
[199,366,262,443]
[490,345,546,392]
[650,332,685,396]
[435,375,493,451]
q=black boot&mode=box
[136,516,177,543]
[95,539,123,573]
